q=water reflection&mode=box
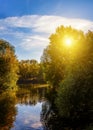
[12,103,43,130]
[40,91,59,130]
[16,87,47,105]
[40,97,54,130]
[11,85,48,130]
[40,89,93,130]
[0,86,91,130]
[0,92,17,130]
[0,85,49,130]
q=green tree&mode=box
[56,30,93,117]
[0,39,18,92]
[41,26,84,87]
[18,59,42,83]
[41,26,93,128]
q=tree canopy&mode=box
[41,26,93,127]
[0,39,18,92]
[41,26,84,86]
[18,59,45,84]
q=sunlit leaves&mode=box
[18,59,44,83]
[0,39,18,92]
[41,25,93,127]
[41,26,84,86]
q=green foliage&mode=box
[56,30,93,118]
[18,59,45,83]
[84,125,93,130]
[19,59,39,79]
[0,39,18,92]
[41,45,64,86]
[41,26,84,86]
[41,26,93,127]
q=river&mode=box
[0,85,48,130]
[0,85,91,130]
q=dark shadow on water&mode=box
[0,91,17,130]
[40,89,93,130]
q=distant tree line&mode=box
[0,39,45,93]
[18,59,45,84]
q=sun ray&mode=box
[64,37,73,47]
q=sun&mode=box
[64,37,73,47]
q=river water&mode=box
[0,85,91,130]
[11,103,43,130]
[0,85,48,130]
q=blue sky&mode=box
[0,0,93,61]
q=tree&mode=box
[0,39,18,92]
[41,26,84,87]
[41,26,93,128]
[18,59,42,83]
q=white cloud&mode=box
[3,15,39,28]
[0,26,6,30]
[31,122,42,129]
[21,35,49,50]
[1,15,93,33]
[1,15,92,37]
[34,16,93,33]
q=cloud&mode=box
[0,15,93,33]
[3,15,39,28]
[31,122,42,129]
[0,15,93,60]
[1,15,93,33]
[21,35,49,50]
[0,26,6,30]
